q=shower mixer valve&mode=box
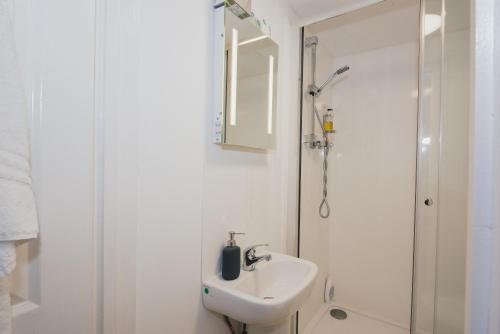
[303,134,333,149]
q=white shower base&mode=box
[303,305,410,334]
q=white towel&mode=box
[0,0,38,243]
[0,277,10,334]
[0,1,39,333]
[0,243,14,278]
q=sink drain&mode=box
[263,296,274,300]
[330,308,347,320]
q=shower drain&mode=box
[330,308,348,320]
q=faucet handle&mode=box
[244,243,269,256]
[251,243,269,249]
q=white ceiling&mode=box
[306,0,420,58]
[286,0,384,26]
[297,0,470,58]
[287,0,470,30]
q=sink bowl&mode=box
[202,252,318,326]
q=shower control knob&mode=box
[424,198,433,206]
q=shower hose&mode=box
[319,143,330,219]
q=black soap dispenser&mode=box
[222,231,244,280]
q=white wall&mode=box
[328,41,418,327]
[201,0,301,331]
[466,0,500,333]
[10,0,97,333]
[132,1,210,332]
[103,1,301,333]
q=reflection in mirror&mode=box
[214,6,279,150]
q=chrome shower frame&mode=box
[304,36,331,219]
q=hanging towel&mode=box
[0,243,14,278]
[0,0,38,243]
[0,1,39,333]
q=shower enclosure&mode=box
[296,0,471,333]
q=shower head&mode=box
[335,65,350,75]
[304,36,319,48]
[309,65,350,97]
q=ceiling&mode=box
[286,0,384,26]
[287,0,470,31]
[296,0,470,58]
[306,0,420,58]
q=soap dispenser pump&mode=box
[222,231,245,280]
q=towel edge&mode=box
[0,232,37,242]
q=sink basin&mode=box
[202,252,318,326]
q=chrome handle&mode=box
[244,243,269,256]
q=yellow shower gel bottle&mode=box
[323,108,335,133]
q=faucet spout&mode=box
[242,244,272,271]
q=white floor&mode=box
[305,306,410,334]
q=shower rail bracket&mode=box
[308,84,321,97]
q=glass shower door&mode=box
[412,0,471,333]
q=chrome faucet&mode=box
[242,244,272,271]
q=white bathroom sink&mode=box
[202,252,318,326]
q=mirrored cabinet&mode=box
[213,2,279,150]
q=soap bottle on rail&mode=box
[323,108,335,134]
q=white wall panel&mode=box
[328,42,418,326]
[10,0,97,333]
[103,0,300,333]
